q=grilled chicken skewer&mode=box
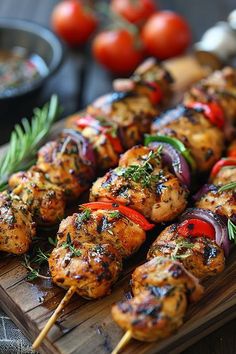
[32,203,153,349]
[111,151,236,353]
[90,145,189,223]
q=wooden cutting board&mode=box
[0,56,234,354]
[0,228,235,354]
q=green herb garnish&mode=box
[171,239,194,261]
[62,233,82,257]
[218,181,236,193]
[118,148,162,188]
[109,211,120,218]
[77,208,91,223]
[228,219,236,244]
[23,254,50,281]
[0,95,60,191]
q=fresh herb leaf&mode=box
[77,208,91,223]
[118,148,162,188]
[171,239,194,261]
[0,95,61,191]
[228,219,236,244]
[218,181,236,193]
[62,233,82,257]
[109,211,120,218]
[23,255,50,281]
[48,236,57,247]
[33,248,50,265]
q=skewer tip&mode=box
[111,330,132,354]
[32,286,77,350]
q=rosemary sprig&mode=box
[62,233,82,257]
[228,219,236,244]
[0,95,60,191]
[117,148,162,188]
[218,181,236,193]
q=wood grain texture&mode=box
[0,224,235,354]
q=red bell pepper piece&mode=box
[185,101,225,129]
[81,202,155,231]
[146,82,163,105]
[210,158,236,179]
[75,115,123,153]
[177,218,215,240]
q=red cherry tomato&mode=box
[185,101,225,129]
[177,219,215,240]
[51,0,97,46]
[111,0,156,25]
[92,29,143,75]
[141,11,191,59]
[210,158,236,179]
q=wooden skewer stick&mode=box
[111,330,132,354]
[32,285,77,350]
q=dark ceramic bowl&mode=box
[0,18,64,101]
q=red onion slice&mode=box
[193,184,218,201]
[179,208,230,257]
[149,142,191,187]
[62,129,96,168]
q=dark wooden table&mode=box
[0,0,236,353]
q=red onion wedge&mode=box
[62,129,96,169]
[149,142,191,188]
[193,184,218,201]
[179,208,231,257]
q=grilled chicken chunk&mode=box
[0,192,36,254]
[56,208,146,258]
[88,92,158,149]
[196,188,236,220]
[113,57,173,106]
[90,146,188,223]
[184,66,236,125]
[37,131,95,200]
[49,242,122,299]
[132,257,203,302]
[151,105,224,172]
[9,168,65,225]
[212,166,236,186]
[131,58,173,105]
[65,113,122,170]
[112,287,187,342]
[148,224,225,279]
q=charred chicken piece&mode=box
[111,287,187,342]
[9,168,65,225]
[56,208,146,259]
[184,66,236,125]
[151,105,224,172]
[90,146,188,223]
[49,242,122,299]
[196,188,236,220]
[37,131,95,200]
[212,165,236,186]
[148,225,225,279]
[0,192,36,254]
[132,256,203,302]
[114,58,173,107]
[88,92,158,149]
[65,113,122,170]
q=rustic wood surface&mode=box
[0,0,236,353]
